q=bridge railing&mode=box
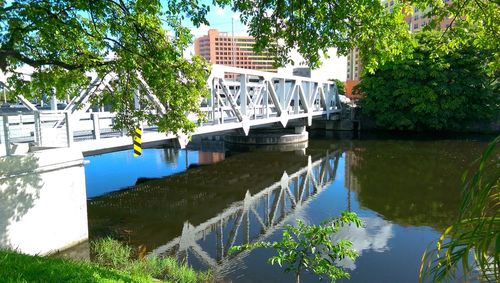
[0,110,113,155]
[71,112,120,141]
[1,113,39,155]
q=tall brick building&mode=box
[194,29,277,73]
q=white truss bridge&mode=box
[151,149,342,276]
[1,65,341,155]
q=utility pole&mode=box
[232,17,235,67]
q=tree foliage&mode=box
[357,31,499,131]
[230,211,363,283]
[0,0,210,134]
[214,0,499,74]
[420,136,499,282]
[410,0,500,75]
[216,0,411,72]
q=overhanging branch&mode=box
[0,49,112,71]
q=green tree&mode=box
[231,211,363,283]
[420,136,499,282]
[216,0,411,72]
[410,0,499,75]
[0,0,210,134]
[356,31,498,131]
[213,0,498,73]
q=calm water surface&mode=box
[84,133,491,282]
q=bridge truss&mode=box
[198,65,342,135]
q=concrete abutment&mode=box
[0,148,88,255]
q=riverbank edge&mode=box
[0,249,212,283]
[0,250,155,282]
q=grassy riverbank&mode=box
[0,239,212,282]
[0,250,148,282]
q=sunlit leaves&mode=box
[212,0,412,71]
[411,0,499,73]
[357,31,499,131]
[0,0,210,135]
[210,0,498,77]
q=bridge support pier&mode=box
[0,148,88,255]
[224,128,308,147]
[295,126,306,134]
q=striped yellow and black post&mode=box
[133,127,142,157]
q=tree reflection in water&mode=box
[345,139,485,230]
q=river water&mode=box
[84,132,492,282]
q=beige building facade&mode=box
[194,29,276,73]
[346,48,362,81]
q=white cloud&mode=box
[0,71,6,83]
[278,48,347,81]
[332,216,394,270]
[232,12,241,20]
[184,43,195,60]
[190,24,210,38]
[0,65,36,84]
[312,49,347,81]
[216,7,226,17]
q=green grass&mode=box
[92,238,212,283]
[0,238,212,283]
[0,250,149,283]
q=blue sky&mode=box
[182,5,247,36]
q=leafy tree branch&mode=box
[230,211,363,283]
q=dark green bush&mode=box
[358,31,499,131]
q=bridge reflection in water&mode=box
[152,151,341,274]
[88,145,342,276]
